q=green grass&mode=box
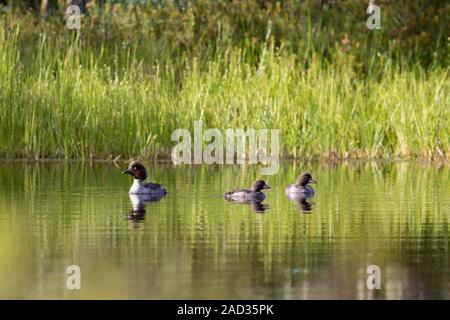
[0,1,449,160]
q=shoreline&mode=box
[0,157,448,165]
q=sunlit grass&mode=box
[0,3,449,160]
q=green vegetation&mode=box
[0,1,449,160]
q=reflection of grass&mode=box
[0,162,448,298]
[0,227,20,297]
[0,2,449,160]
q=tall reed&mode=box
[0,1,448,160]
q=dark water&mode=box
[0,161,448,299]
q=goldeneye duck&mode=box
[285,173,317,197]
[122,161,167,196]
[223,180,271,202]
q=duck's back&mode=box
[130,179,166,195]
[144,182,167,195]
[224,189,265,201]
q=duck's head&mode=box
[251,180,271,192]
[122,161,147,180]
[296,173,317,187]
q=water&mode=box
[0,161,448,299]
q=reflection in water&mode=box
[226,199,269,213]
[250,201,268,213]
[295,197,313,213]
[286,193,314,213]
[128,193,165,222]
[0,161,448,299]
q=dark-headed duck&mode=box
[122,161,167,196]
[285,173,317,197]
[223,180,271,202]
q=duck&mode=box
[285,172,317,197]
[223,180,271,202]
[122,161,167,196]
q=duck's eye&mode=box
[133,166,137,170]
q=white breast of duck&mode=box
[285,184,315,196]
[285,173,317,197]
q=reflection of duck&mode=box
[128,211,146,222]
[223,180,271,201]
[250,201,269,213]
[295,196,313,213]
[227,200,269,213]
[122,161,167,196]
[286,193,314,213]
[285,173,317,197]
[127,193,165,221]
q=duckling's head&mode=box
[122,161,147,180]
[251,180,271,192]
[296,173,317,187]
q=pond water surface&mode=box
[0,161,448,299]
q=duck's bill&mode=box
[122,168,132,175]
[263,184,271,189]
[309,178,317,184]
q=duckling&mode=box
[285,173,317,197]
[223,180,271,202]
[122,161,167,196]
